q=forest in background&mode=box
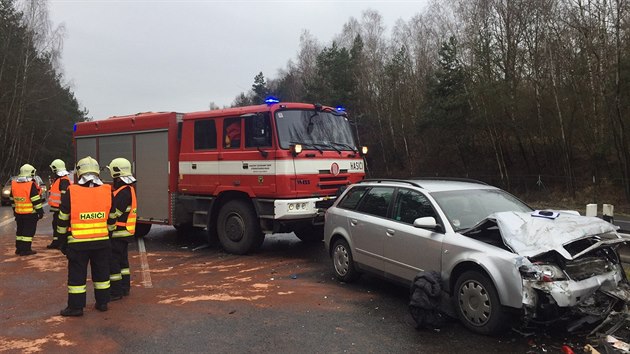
[0,0,87,182]
[2,0,630,208]
[233,0,630,207]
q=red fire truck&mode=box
[73,101,367,254]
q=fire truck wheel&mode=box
[135,223,152,238]
[293,225,324,242]
[217,199,261,255]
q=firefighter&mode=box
[57,156,116,316]
[47,159,72,249]
[11,164,44,256]
[106,157,137,299]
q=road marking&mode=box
[0,218,14,228]
[137,237,153,288]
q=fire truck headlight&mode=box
[302,203,307,209]
[288,204,295,211]
[290,144,303,156]
[361,146,368,156]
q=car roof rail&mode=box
[358,179,422,188]
[409,177,489,185]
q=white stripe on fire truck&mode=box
[178,159,365,175]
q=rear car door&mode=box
[383,188,445,282]
[340,186,394,274]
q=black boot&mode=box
[19,250,37,256]
[95,303,108,312]
[60,307,83,317]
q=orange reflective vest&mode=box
[112,185,137,238]
[12,180,36,214]
[68,184,112,244]
[49,175,71,208]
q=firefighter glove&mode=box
[37,209,44,219]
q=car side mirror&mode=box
[413,217,440,231]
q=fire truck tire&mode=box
[135,223,152,238]
[217,199,261,255]
[294,225,324,242]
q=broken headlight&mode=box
[520,263,567,282]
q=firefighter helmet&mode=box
[76,156,100,177]
[107,158,133,178]
[50,159,67,174]
[18,164,36,178]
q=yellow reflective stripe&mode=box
[34,204,43,210]
[94,280,110,290]
[71,228,108,237]
[121,268,130,275]
[72,222,108,230]
[57,226,67,234]
[108,224,116,232]
[110,273,123,281]
[68,285,87,294]
[16,236,33,242]
[68,235,110,243]
[112,231,133,237]
[109,212,118,219]
[127,217,136,223]
[125,206,131,212]
[31,195,41,202]
[58,212,70,221]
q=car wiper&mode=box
[330,141,357,152]
[319,142,341,154]
[290,141,323,154]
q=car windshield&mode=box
[431,189,532,231]
[275,109,357,151]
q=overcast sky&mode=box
[48,0,429,120]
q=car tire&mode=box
[217,199,262,255]
[454,270,509,335]
[293,225,324,242]
[135,223,152,238]
[331,238,360,282]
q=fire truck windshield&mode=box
[275,109,356,150]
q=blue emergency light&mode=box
[265,96,280,105]
[73,123,77,132]
[336,105,346,112]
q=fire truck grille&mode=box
[318,176,349,192]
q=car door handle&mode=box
[350,219,358,226]
[386,229,395,236]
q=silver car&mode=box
[324,178,630,335]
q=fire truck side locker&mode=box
[74,112,180,237]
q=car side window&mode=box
[393,188,438,225]
[338,186,368,210]
[356,187,394,218]
[194,120,217,150]
[245,113,272,148]
[224,117,241,149]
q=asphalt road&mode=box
[0,205,609,353]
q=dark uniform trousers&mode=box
[50,211,61,246]
[15,214,38,253]
[110,238,131,296]
[66,246,111,308]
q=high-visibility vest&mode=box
[112,185,137,238]
[68,184,112,244]
[11,180,35,214]
[49,176,71,208]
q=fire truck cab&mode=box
[74,101,366,254]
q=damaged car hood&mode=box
[490,211,627,259]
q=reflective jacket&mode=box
[67,184,112,244]
[49,176,72,211]
[11,180,42,214]
[112,185,137,238]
